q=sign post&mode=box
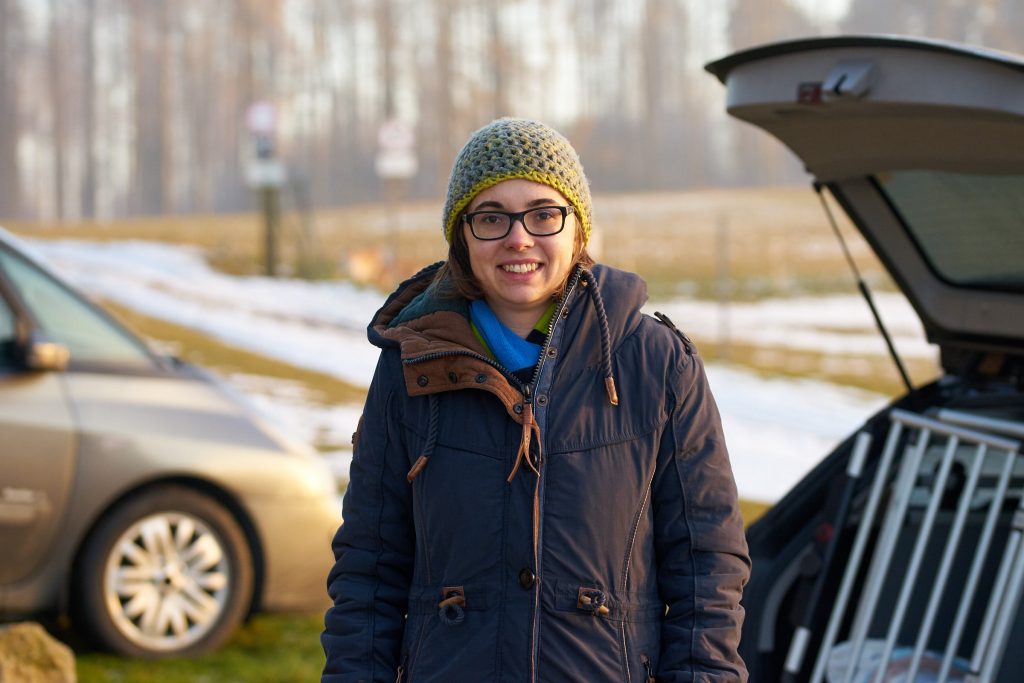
[245,101,286,276]
[375,119,418,267]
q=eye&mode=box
[533,209,558,222]
[480,213,505,225]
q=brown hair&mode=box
[433,214,594,301]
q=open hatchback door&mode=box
[706,36,1024,683]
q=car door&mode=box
[0,263,76,591]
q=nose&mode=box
[504,218,534,249]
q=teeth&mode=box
[503,263,539,273]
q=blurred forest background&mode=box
[1,0,1023,222]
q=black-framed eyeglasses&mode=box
[463,205,575,241]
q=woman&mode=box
[322,118,750,682]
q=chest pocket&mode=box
[543,362,668,456]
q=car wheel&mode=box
[73,485,255,658]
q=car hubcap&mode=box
[103,512,231,652]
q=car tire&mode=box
[72,485,255,658]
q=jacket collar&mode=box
[367,261,648,406]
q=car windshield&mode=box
[877,170,1024,291]
[0,248,156,368]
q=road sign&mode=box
[246,160,287,188]
[376,119,418,179]
[378,119,414,151]
[246,101,278,135]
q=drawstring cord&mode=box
[437,587,466,626]
[507,268,619,483]
[580,270,619,406]
[407,394,439,482]
[507,401,542,482]
[577,587,611,616]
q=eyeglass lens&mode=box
[468,206,569,240]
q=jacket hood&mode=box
[366,260,649,423]
[368,261,649,358]
[367,261,458,350]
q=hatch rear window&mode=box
[877,171,1024,291]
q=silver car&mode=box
[0,228,341,657]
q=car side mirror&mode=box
[24,332,70,371]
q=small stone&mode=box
[0,622,76,683]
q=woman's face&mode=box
[464,178,577,329]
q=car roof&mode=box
[706,35,1024,360]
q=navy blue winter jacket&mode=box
[322,263,750,682]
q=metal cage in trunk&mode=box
[794,410,1024,683]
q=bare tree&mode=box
[80,0,97,218]
[843,0,1023,52]
[726,0,817,185]
[12,0,1024,221]
[0,0,22,216]
[48,0,68,221]
[377,0,396,119]
[130,0,170,214]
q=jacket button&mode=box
[518,568,536,590]
[537,394,548,406]
[546,347,557,358]
[475,373,487,383]
[513,403,523,415]
[448,371,458,383]
[417,375,429,387]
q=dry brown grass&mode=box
[7,185,889,298]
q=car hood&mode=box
[706,35,1024,363]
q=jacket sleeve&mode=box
[652,353,751,682]
[322,352,415,683]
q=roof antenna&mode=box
[814,181,913,393]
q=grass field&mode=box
[74,614,326,683]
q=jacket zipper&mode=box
[642,654,655,683]
[527,267,583,683]
[403,267,585,683]
[395,660,406,683]
[526,266,583,391]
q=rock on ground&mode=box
[0,622,76,683]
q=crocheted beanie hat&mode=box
[442,118,593,245]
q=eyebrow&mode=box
[471,197,562,211]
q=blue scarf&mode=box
[469,299,542,373]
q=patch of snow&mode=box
[34,239,383,387]
[647,293,936,360]
[30,238,904,502]
[707,365,888,501]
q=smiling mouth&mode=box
[502,263,540,274]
